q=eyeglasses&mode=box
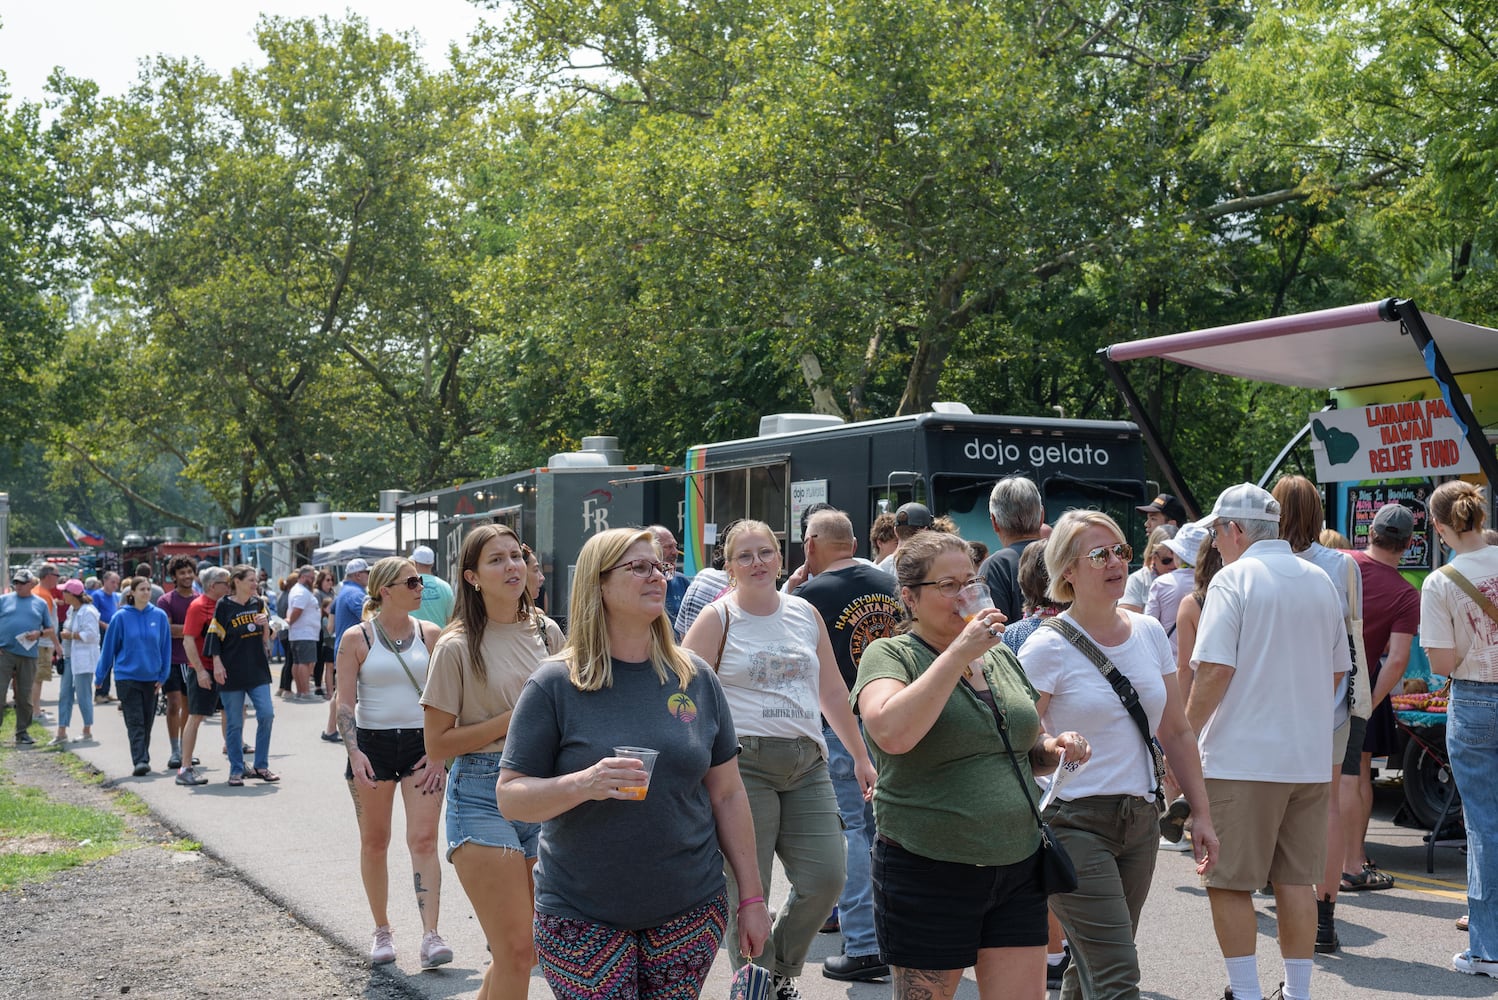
[910,576,985,598]
[604,559,670,579]
[1082,543,1132,567]
[395,575,423,591]
[732,548,779,567]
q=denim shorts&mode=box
[445,752,540,862]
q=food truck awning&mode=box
[1101,298,1498,516]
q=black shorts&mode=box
[872,836,1048,969]
[162,663,189,695]
[1341,715,1369,776]
[344,727,429,783]
[186,671,220,717]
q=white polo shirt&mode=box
[1192,539,1349,783]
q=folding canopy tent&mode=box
[310,513,424,567]
[1100,298,1498,518]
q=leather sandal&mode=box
[1340,864,1394,891]
[227,773,245,787]
[249,767,280,782]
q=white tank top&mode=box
[355,620,430,730]
[713,593,827,749]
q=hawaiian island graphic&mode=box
[1312,418,1360,466]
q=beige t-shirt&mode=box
[420,615,563,753]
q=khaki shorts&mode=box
[1203,779,1330,891]
[1331,716,1350,768]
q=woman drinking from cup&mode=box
[1018,511,1216,998]
[499,527,769,1000]
[335,557,450,969]
[681,519,876,999]
[853,530,1090,1000]
[422,524,561,1000]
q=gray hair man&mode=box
[1186,484,1349,1000]
[978,476,1047,623]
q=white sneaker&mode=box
[370,925,396,965]
[1159,835,1192,852]
[420,929,453,968]
[1454,951,1498,977]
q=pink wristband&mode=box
[737,895,765,911]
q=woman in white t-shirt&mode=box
[421,524,561,1000]
[335,557,448,969]
[53,580,100,743]
[682,519,876,998]
[1118,524,1177,613]
[1421,481,1498,979]
[1019,510,1217,999]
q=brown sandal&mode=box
[227,773,245,787]
[248,768,280,782]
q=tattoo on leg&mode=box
[893,967,956,1000]
[414,872,427,912]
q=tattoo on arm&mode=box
[336,704,357,749]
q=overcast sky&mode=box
[0,2,490,106]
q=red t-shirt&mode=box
[1352,549,1421,678]
[182,593,218,670]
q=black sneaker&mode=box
[822,954,889,982]
[14,732,35,746]
[132,763,151,777]
[1046,946,1071,990]
[320,731,342,743]
[167,753,183,770]
[772,975,802,1000]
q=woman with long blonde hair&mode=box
[499,527,768,1000]
[335,556,448,969]
[422,524,560,1000]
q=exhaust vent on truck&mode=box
[758,414,846,436]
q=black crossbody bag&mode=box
[1040,616,1166,813]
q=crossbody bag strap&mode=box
[992,701,1048,831]
[1438,565,1498,628]
[713,602,732,672]
[372,618,425,697]
[1041,616,1166,805]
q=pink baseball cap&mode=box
[60,579,86,596]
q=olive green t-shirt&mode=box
[850,633,1043,867]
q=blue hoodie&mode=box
[96,603,171,686]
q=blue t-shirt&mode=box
[89,588,120,625]
[503,655,738,930]
[0,593,50,658]
[332,581,367,657]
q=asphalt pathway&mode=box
[50,685,1496,1000]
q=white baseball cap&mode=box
[411,545,436,565]
[344,558,370,574]
[1207,483,1281,523]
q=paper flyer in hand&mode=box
[14,632,37,651]
[1038,749,1084,812]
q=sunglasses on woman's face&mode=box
[1155,552,1175,566]
[1082,542,1133,567]
[394,575,423,591]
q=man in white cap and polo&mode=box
[410,545,454,627]
[1186,483,1349,1000]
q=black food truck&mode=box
[395,437,682,627]
[675,406,1150,575]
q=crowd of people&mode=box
[4,477,1497,1000]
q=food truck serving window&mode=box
[699,462,790,551]
[931,474,1149,550]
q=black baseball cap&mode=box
[1137,493,1188,524]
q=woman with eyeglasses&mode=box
[1017,511,1216,1000]
[853,531,1089,1000]
[335,557,451,969]
[1118,525,1177,614]
[499,527,769,1000]
[679,519,875,999]
[422,524,561,1000]
[202,564,278,786]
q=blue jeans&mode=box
[219,684,274,774]
[825,725,878,958]
[57,671,94,730]
[1449,679,1498,961]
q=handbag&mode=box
[1040,616,1166,811]
[991,691,1079,895]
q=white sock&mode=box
[1225,955,1260,1000]
[1047,951,1066,966]
[1282,958,1312,999]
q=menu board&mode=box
[1346,483,1432,570]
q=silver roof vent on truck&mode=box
[758,413,846,436]
[548,435,625,468]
